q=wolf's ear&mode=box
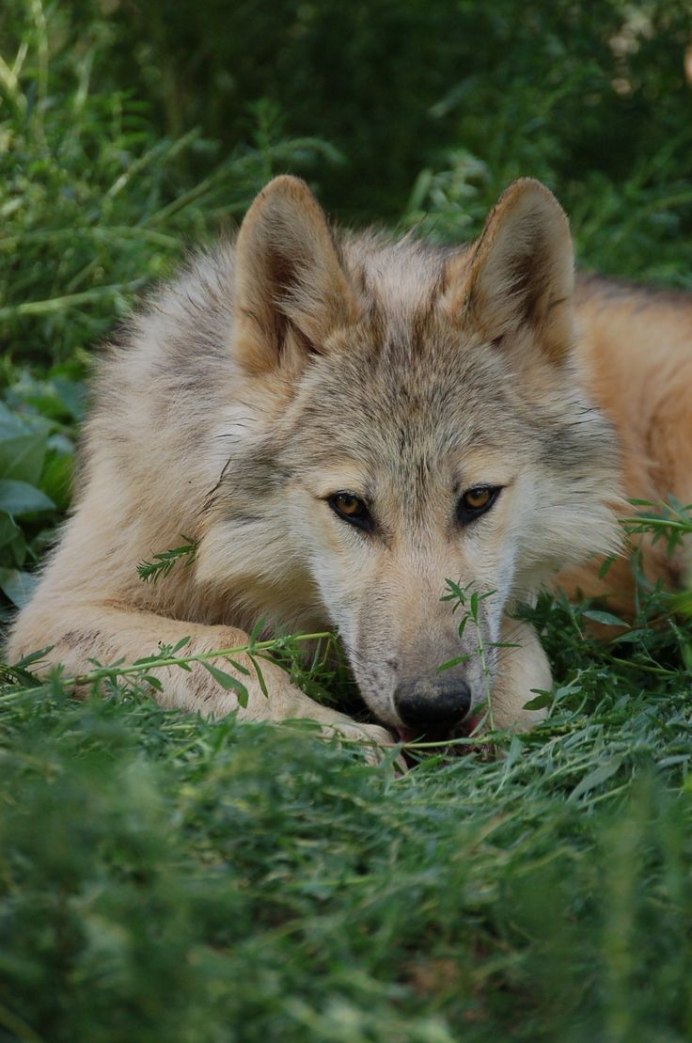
[446,179,575,362]
[233,176,358,375]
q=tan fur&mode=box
[558,277,692,613]
[6,176,689,750]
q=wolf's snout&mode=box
[394,680,471,734]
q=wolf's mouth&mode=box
[395,715,482,746]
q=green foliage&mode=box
[137,540,197,584]
[0,387,77,619]
[0,0,340,366]
[401,140,692,283]
[54,0,692,232]
[622,499,692,619]
[1,596,692,1041]
[1,0,692,1038]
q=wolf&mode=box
[7,176,691,750]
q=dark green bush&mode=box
[56,0,692,228]
[0,0,340,367]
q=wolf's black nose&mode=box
[394,681,471,734]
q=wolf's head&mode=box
[197,176,621,736]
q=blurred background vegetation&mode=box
[81,0,692,223]
[2,0,692,360]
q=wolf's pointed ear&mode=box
[233,176,358,375]
[446,179,575,361]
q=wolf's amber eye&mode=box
[457,486,501,526]
[464,488,491,510]
[328,492,373,532]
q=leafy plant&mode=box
[137,540,197,584]
[0,390,76,619]
[0,0,340,366]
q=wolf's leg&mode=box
[7,604,395,749]
[489,618,551,730]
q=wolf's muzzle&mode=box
[394,680,471,735]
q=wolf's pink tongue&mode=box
[396,726,419,743]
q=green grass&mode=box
[1,1,692,1039]
[2,594,692,1042]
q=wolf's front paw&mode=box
[316,713,399,765]
[491,618,552,730]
